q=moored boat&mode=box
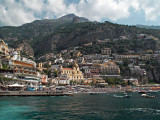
[141,94,155,98]
[124,94,131,98]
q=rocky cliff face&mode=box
[16,41,34,57]
[147,67,160,83]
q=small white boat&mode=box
[141,94,155,98]
[141,94,147,97]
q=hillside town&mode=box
[1,1,160,120]
[0,34,160,93]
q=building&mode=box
[115,55,140,60]
[84,43,92,47]
[92,77,106,84]
[97,39,110,44]
[140,54,153,60]
[99,61,120,75]
[41,75,48,84]
[54,57,64,64]
[54,78,70,85]
[76,57,85,64]
[73,50,82,58]
[101,48,111,55]
[0,39,9,58]
[83,78,93,84]
[59,61,84,82]
[83,61,120,78]
[9,51,37,76]
[119,36,128,40]
[83,54,109,63]
[123,78,139,86]
[84,65,100,78]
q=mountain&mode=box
[58,14,89,23]
[0,14,89,43]
[0,14,89,55]
[0,14,160,59]
[136,24,160,30]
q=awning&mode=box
[7,83,24,87]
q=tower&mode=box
[73,60,79,71]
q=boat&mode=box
[141,94,155,98]
[113,94,123,98]
[113,94,131,98]
[123,93,131,98]
[124,94,131,98]
[145,95,156,98]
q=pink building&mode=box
[101,48,111,55]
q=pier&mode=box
[0,91,73,96]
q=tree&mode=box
[43,69,51,78]
[54,70,58,77]
[120,81,128,86]
[106,78,120,85]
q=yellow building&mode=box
[73,50,82,58]
[0,39,9,58]
[59,61,84,82]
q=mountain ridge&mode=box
[136,24,160,30]
[0,14,160,59]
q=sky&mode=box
[0,0,160,26]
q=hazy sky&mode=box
[0,0,160,26]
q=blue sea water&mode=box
[0,93,160,120]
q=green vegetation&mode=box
[117,59,130,77]
[43,69,51,78]
[0,14,160,58]
[54,70,58,77]
[2,64,9,70]
[0,77,21,84]
[105,78,121,85]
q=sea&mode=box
[0,93,160,120]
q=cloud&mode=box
[0,0,37,26]
[75,0,137,21]
[139,0,160,21]
[0,0,160,26]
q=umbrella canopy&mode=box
[7,83,24,87]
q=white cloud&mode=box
[139,0,160,21]
[0,0,160,26]
[0,0,37,26]
[75,0,132,21]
